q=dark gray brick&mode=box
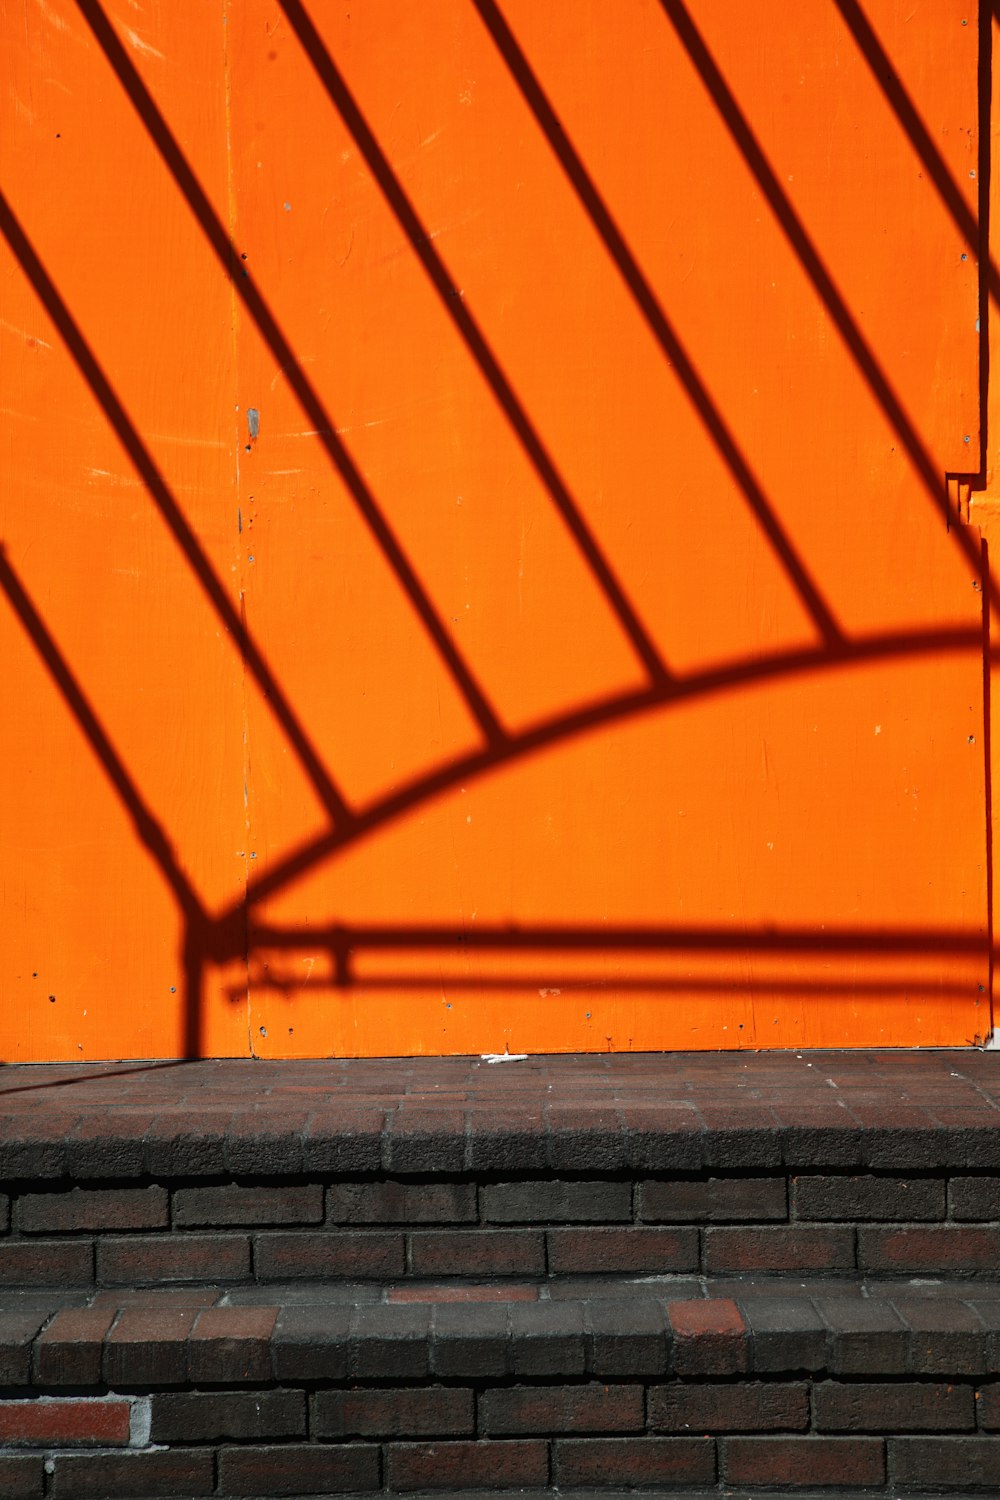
[174,1183,322,1226]
[793,1174,945,1221]
[482,1180,630,1223]
[327,1180,475,1224]
[510,1300,585,1376]
[640,1176,786,1222]
[150,1389,306,1442]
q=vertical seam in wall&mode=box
[221,0,253,1057]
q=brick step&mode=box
[4,1280,1000,1494]
[5,1051,1000,1494]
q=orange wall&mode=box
[0,0,992,1059]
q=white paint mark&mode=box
[0,318,51,348]
[34,0,69,32]
[147,432,225,449]
[130,1396,152,1447]
[482,1051,528,1064]
[874,724,882,735]
[124,26,164,58]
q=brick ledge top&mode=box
[2,1050,1000,1176]
[7,1281,1000,1385]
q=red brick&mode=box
[890,1436,1000,1488]
[312,1386,473,1438]
[668,1298,749,1375]
[16,1187,167,1233]
[386,1439,547,1491]
[0,1240,93,1285]
[705,1226,855,1273]
[98,1233,249,1284]
[548,1227,698,1274]
[255,1231,404,1280]
[218,1442,378,1495]
[0,1398,131,1447]
[33,1307,116,1386]
[49,1448,214,1498]
[649,1380,807,1432]
[554,1436,715,1487]
[721,1435,885,1487]
[103,1308,198,1386]
[188,1306,277,1382]
[814,1381,973,1432]
[719,1428,881,1488]
[481,1384,643,1435]
[0,1454,42,1498]
[409,1229,544,1278]
[173,1183,322,1226]
[859,1226,1000,1274]
[640,1176,786,1222]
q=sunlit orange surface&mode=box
[1,1,992,1058]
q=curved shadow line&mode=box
[207,622,985,947]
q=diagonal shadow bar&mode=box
[77,0,504,750]
[0,190,354,829]
[659,0,989,591]
[834,0,999,305]
[0,545,203,922]
[277,0,673,684]
[472,0,844,647]
[206,619,985,951]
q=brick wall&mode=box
[3,1170,1000,1288]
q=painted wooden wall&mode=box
[1,0,991,1059]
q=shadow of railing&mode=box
[0,0,994,1053]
